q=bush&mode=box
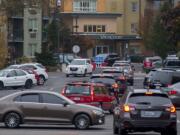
[35,52,56,66]
[130,55,144,63]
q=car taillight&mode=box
[123,104,135,112]
[166,106,176,113]
[91,90,94,101]
[61,88,65,95]
[168,90,177,95]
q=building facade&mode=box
[61,0,124,57]
[7,1,49,60]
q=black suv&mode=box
[144,68,180,88]
[113,89,177,135]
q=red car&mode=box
[61,82,116,113]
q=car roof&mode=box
[66,82,105,86]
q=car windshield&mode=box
[128,93,171,106]
[65,85,90,95]
[70,60,85,65]
[91,77,115,85]
[0,70,9,77]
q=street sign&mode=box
[95,56,104,64]
[72,45,80,54]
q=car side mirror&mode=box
[63,102,69,107]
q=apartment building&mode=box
[7,1,49,60]
[61,0,123,57]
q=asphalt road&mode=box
[0,64,179,135]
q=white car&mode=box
[7,63,48,85]
[66,59,93,77]
[0,69,37,90]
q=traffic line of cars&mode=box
[0,57,178,135]
[0,63,48,90]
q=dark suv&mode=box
[144,69,180,88]
[113,89,177,135]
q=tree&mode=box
[143,2,175,58]
[161,3,180,49]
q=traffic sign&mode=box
[72,45,80,54]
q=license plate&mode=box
[73,97,80,101]
[141,111,161,118]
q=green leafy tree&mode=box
[144,2,175,58]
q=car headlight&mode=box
[92,110,103,115]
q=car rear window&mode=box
[128,93,171,106]
[166,61,180,67]
[65,85,90,95]
[36,64,45,69]
[91,77,115,85]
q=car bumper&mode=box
[92,114,105,125]
[66,70,85,75]
[119,119,176,131]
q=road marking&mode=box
[134,77,144,80]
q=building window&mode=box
[28,18,38,32]
[84,25,106,33]
[131,2,138,12]
[131,23,138,33]
[73,0,97,12]
[28,44,37,57]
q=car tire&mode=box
[74,114,90,130]
[109,109,114,114]
[119,127,127,135]
[83,70,87,77]
[113,120,119,134]
[4,112,21,128]
[66,74,69,77]
[161,129,177,135]
[0,81,4,90]
[38,75,45,85]
[24,79,33,89]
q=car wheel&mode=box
[74,114,90,130]
[24,79,33,89]
[66,74,69,77]
[83,70,87,77]
[119,127,127,135]
[113,120,119,134]
[38,75,45,85]
[161,129,177,135]
[4,112,21,128]
[0,81,4,90]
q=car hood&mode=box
[75,103,102,111]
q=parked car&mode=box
[0,69,37,89]
[144,68,180,88]
[94,53,120,67]
[161,82,180,107]
[66,59,93,77]
[143,56,162,70]
[0,91,105,129]
[164,59,180,69]
[61,82,116,113]
[113,64,134,86]
[7,63,48,85]
[102,68,128,96]
[113,89,177,135]
[90,74,117,94]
